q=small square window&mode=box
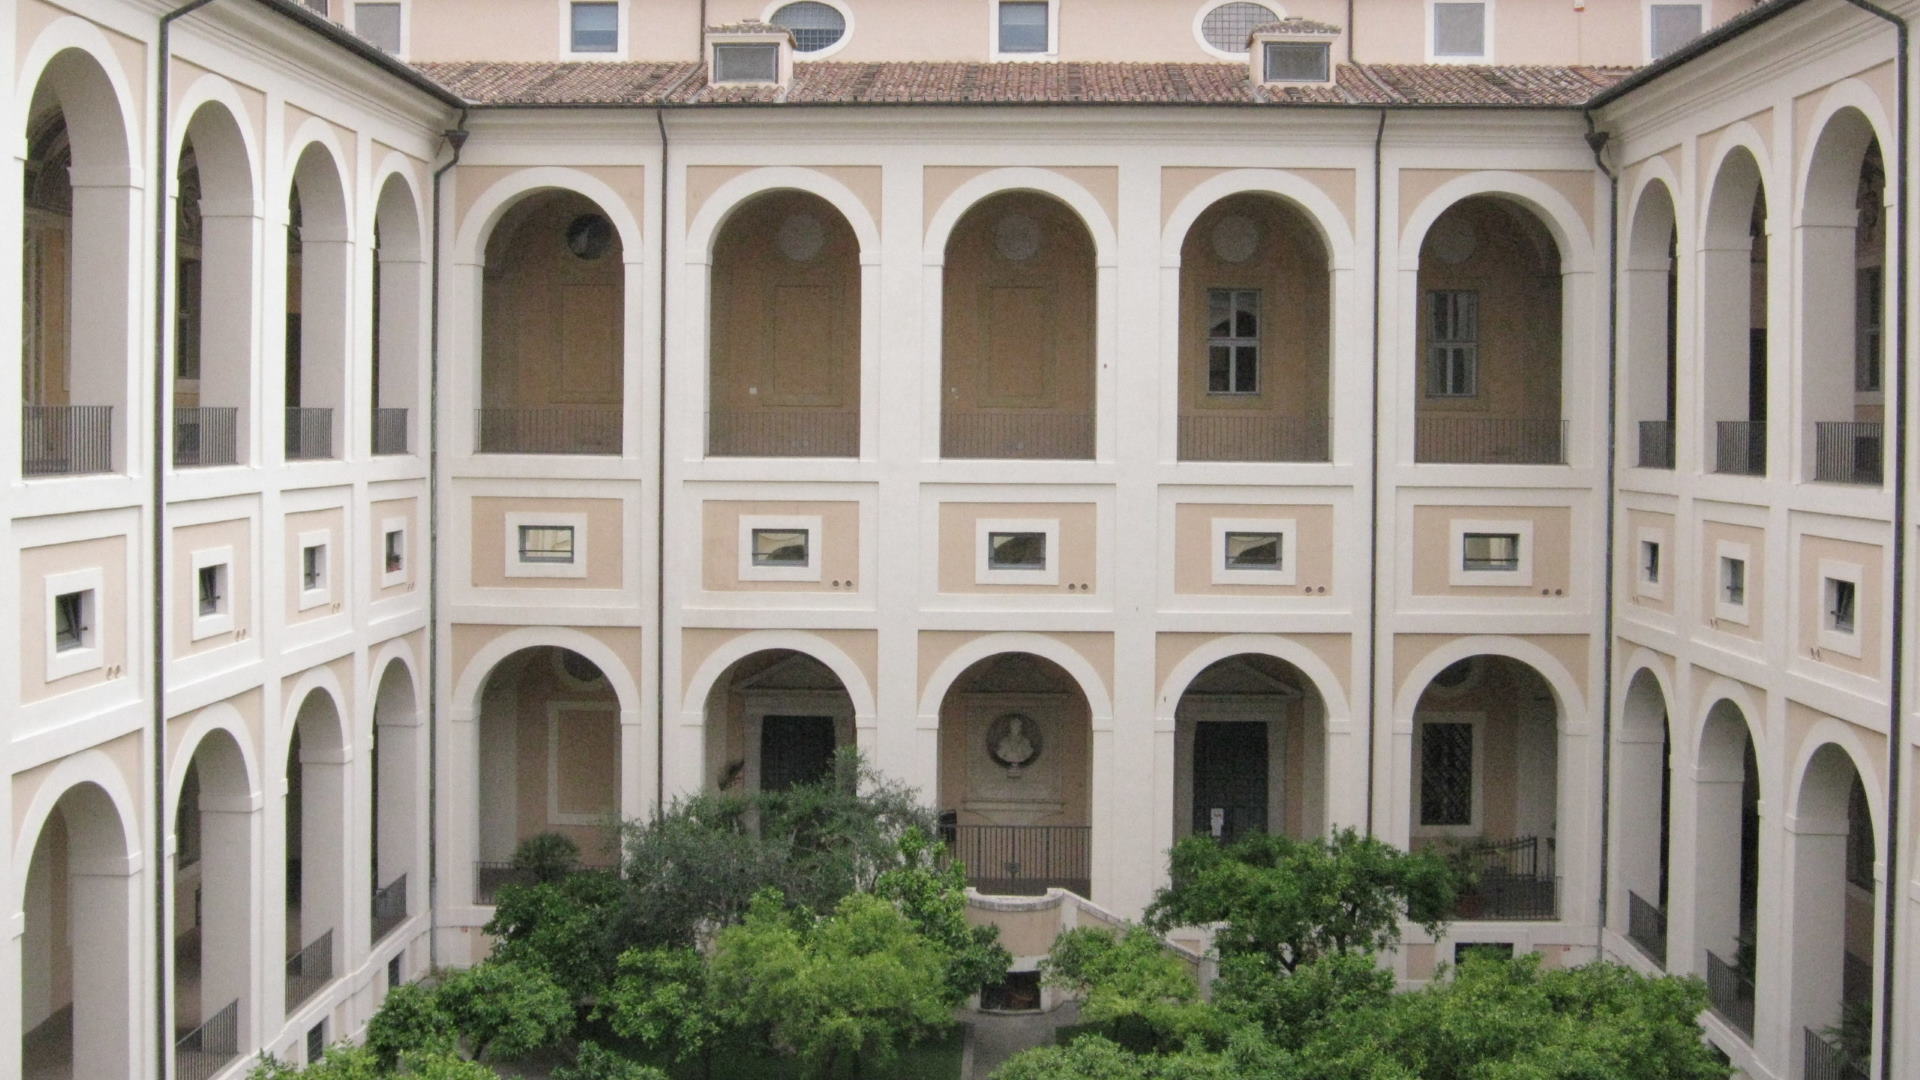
[1826,578,1857,636]
[713,42,780,82]
[751,528,810,567]
[54,590,90,652]
[191,546,238,640]
[45,567,106,681]
[1263,41,1330,83]
[1720,556,1746,607]
[1461,532,1520,572]
[987,531,1048,571]
[518,526,576,564]
[302,544,327,590]
[1640,540,1661,584]
[385,530,405,574]
[354,2,403,53]
[1224,531,1282,570]
[1433,1,1487,59]
[197,564,226,617]
[570,1,618,53]
[997,1,1051,54]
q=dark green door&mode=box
[760,716,837,792]
[1192,721,1268,842]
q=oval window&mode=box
[1200,2,1279,54]
[770,1,847,53]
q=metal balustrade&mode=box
[23,404,112,476]
[707,409,858,458]
[1177,413,1330,462]
[941,411,1094,461]
[1705,949,1755,1040]
[941,824,1091,898]
[1626,890,1667,965]
[174,998,239,1080]
[285,407,335,461]
[476,406,623,455]
[1452,835,1557,920]
[285,929,334,1011]
[1637,420,1675,469]
[1804,1026,1869,1080]
[370,873,407,943]
[173,406,239,468]
[472,860,618,905]
[1414,416,1566,464]
[373,407,409,456]
[1813,422,1882,485]
[1713,421,1766,476]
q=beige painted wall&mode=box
[918,630,1113,709]
[469,496,625,589]
[371,496,420,601]
[1154,632,1351,703]
[1173,502,1335,597]
[1700,520,1765,640]
[453,624,645,703]
[284,507,345,624]
[937,501,1097,595]
[1409,505,1571,598]
[1395,633,1589,701]
[1624,508,1674,616]
[1796,534,1883,678]
[701,500,859,592]
[172,518,252,658]
[1161,167,1356,234]
[481,190,624,416]
[21,534,129,703]
[681,626,877,698]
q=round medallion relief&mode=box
[993,213,1042,262]
[776,212,826,262]
[1210,213,1262,264]
[986,712,1043,773]
[1428,217,1478,265]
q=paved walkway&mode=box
[962,1001,1081,1080]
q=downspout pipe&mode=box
[152,3,221,1074]
[1364,108,1385,835]
[655,107,671,816]
[1836,3,1907,1076]
[1582,111,1619,955]
[426,112,469,974]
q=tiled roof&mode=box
[415,60,1631,108]
[706,19,791,36]
[1249,19,1344,37]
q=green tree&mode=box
[872,829,1010,1002]
[511,831,583,883]
[484,868,629,997]
[1211,950,1394,1049]
[597,947,728,1078]
[711,889,956,1078]
[363,982,458,1069]
[1040,927,1219,1053]
[1145,828,1460,972]
[434,960,575,1062]
[552,1042,670,1080]
[249,1046,501,1080]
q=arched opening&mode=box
[19,782,137,1080]
[284,690,348,1012]
[1614,669,1672,964]
[706,190,860,458]
[940,192,1095,460]
[702,649,855,794]
[1414,197,1564,464]
[1625,182,1679,469]
[172,102,255,468]
[171,730,251,1077]
[473,646,622,902]
[1800,110,1886,486]
[284,145,350,462]
[370,661,420,943]
[1701,147,1770,476]
[937,653,1093,896]
[1176,193,1331,463]
[1695,699,1762,1041]
[371,176,425,456]
[478,191,625,455]
[1790,745,1879,1075]
[20,50,134,478]
[1172,653,1328,844]
[1407,655,1560,920]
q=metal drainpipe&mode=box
[1834,4,1907,1076]
[1582,111,1619,956]
[426,113,469,974]
[655,107,671,816]
[1364,108,1385,835]
[151,3,220,1074]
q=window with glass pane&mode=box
[1641,540,1660,583]
[1648,4,1702,60]
[197,564,225,616]
[1420,722,1473,826]
[998,1,1050,53]
[385,530,405,573]
[1264,41,1329,82]
[1432,2,1486,57]
[714,43,780,82]
[751,528,810,567]
[1461,532,1519,571]
[1826,578,1856,634]
[1207,288,1260,394]
[518,525,576,564]
[1224,531,1282,570]
[770,1,846,52]
[53,591,89,652]
[988,531,1048,570]
[1427,290,1478,396]
[570,2,618,52]
[302,545,326,589]
[1720,557,1745,606]
[355,2,403,52]
[1857,266,1883,391]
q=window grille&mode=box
[1207,289,1260,394]
[998,2,1050,53]
[1427,290,1478,396]
[197,565,224,616]
[1721,557,1746,606]
[1641,541,1661,583]
[1826,578,1856,634]
[1461,532,1520,572]
[1201,2,1277,52]
[714,42,780,82]
[1224,531,1282,569]
[570,2,618,52]
[751,528,809,567]
[518,525,576,564]
[987,531,1048,570]
[1433,1,1487,57]
[1264,41,1329,82]
[302,546,326,590]
[1420,722,1474,826]
[1648,3,1703,60]
[770,1,845,52]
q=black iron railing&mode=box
[1415,416,1566,465]
[371,873,407,943]
[1704,949,1755,1040]
[476,406,623,455]
[1637,420,1675,469]
[1805,1026,1869,1080]
[942,411,1094,461]
[472,860,618,905]
[1814,422,1882,485]
[1178,413,1330,463]
[23,404,113,476]
[941,824,1091,898]
[173,406,239,468]
[1713,421,1766,476]
[373,407,409,456]
[285,929,334,1010]
[174,998,239,1080]
[707,409,859,458]
[1453,836,1558,920]
[1626,890,1667,965]
[285,407,334,461]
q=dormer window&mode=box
[1249,20,1340,87]
[1264,41,1329,82]
[707,21,792,86]
[716,43,778,81]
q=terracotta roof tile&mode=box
[1249,19,1344,37]
[706,19,791,37]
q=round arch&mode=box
[368,638,425,727]
[8,753,142,912]
[1618,658,1676,740]
[1796,83,1894,227]
[1692,676,1767,768]
[1398,171,1594,271]
[13,22,137,176]
[168,85,260,203]
[281,666,352,756]
[167,702,262,817]
[681,629,877,722]
[1393,635,1585,734]
[924,167,1118,267]
[1625,173,1679,270]
[1160,169,1355,269]
[686,166,882,264]
[453,167,645,268]
[454,626,643,717]
[282,120,355,236]
[917,633,1114,728]
[1698,126,1772,248]
[1155,633,1350,725]
[1785,725,1884,839]
[371,159,428,259]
